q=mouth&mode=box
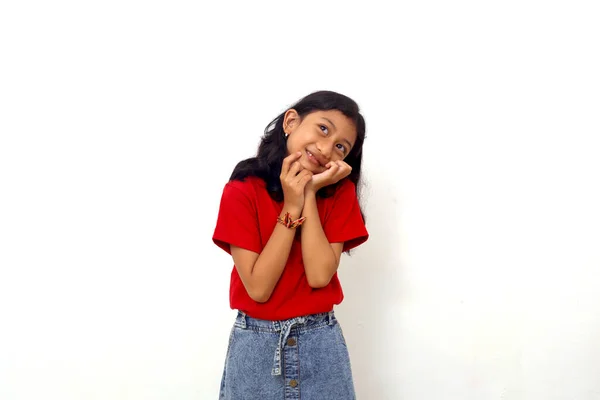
[306,149,326,168]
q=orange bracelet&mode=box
[277,212,306,229]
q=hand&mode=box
[280,152,313,214]
[307,160,352,192]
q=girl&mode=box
[212,90,369,399]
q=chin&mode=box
[300,161,316,172]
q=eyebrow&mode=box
[322,117,337,131]
[342,138,354,151]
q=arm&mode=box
[300,160,368,288]
[227,152,312,303]
[300,190,344,288]
[231,206,302,303]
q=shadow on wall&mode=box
[336,172,405,398]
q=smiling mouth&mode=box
[306,150,325,168]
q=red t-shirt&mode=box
[212,176,368,320]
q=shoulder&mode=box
[332,178,357,200]
[220,177,269,206]
[320,178,358,210]
[224,176,266,193]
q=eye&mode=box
[319,125,329,134]
[336,143,347,154]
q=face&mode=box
[283,109,357,174]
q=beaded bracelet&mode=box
[277,212,306,229]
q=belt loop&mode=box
[328,311,334,325]
[238,311,247,329]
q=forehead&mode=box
[306,110,357,141]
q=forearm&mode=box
[300,191,338,288]
[249,205,301,301]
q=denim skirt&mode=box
[219,310,356,399]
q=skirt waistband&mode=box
[234,310,336,332]
[234,310,337,376]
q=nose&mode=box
[316,140,334,160]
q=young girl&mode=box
[212,90,369,399]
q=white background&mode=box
[1,1,599,399]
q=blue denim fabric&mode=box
[219,311,356,399]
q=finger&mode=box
[288,161,303,178]
[283,152,302,174]
[334,161,350,175]
[281,152,302,178]
[343,162,352,176]
[327,163,340,175]
[293,170,310,187]
[298,171,313,187]
[295,170,312,185]
[324,162,346,183]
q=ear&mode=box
[283,109,301,135]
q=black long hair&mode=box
[230,90,367,209]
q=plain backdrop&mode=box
[1,1,599,399]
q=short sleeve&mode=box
[323,179,369,252]
[212,181,262,255]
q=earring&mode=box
[284,132,289,138]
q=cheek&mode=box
[332,152,345,162]
[285,136,299,154]
[287,136,304,152]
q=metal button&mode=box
[289,379,298,388]
[287,337,296,346]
